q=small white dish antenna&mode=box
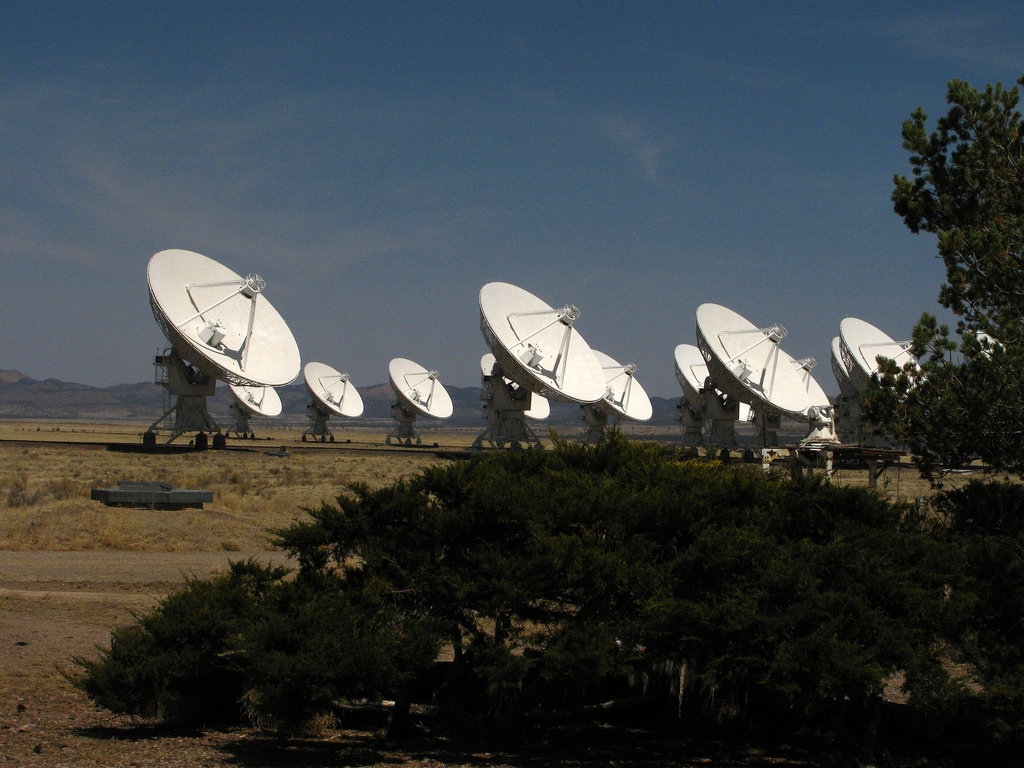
[387,357,453,445]
[229,383,283,418]
[830,335,860,445]
[831,336,858,400]
[838,317,915,394]
[836,319,915,449]
[472,353,549,450]
[302,361,363,442]
[696,303,837,447]
[673,343,748,447]
[478,282,606,404]
[580,349,653,442]
[145,249,301,447]
[228,383,281,439]
[674,343,711,412]
[593,350,653,421]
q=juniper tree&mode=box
[865,75,1024,477]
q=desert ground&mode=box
[0,419,972,767]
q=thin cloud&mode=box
[593,115,675,183]
[877,9,1022,72]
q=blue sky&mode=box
[2,1,1022,398]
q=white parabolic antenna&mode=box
[673,342,750,446]
[304,361,364,418]
[389,358,454,419]
[147,249,301,387]
[481,353,550,420]
[839,317,914,394]
[696,303,831,421]
[830,336,858,400]
[674,343,710,411]
[228,383,283,417]
[478,282,605,404]
[593,350,652,421]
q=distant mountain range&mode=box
[0,369,683,428]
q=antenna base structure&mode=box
[147,348,223,446]
[799,405,840,448]
[675,400,705,447]
[674,394,743,449]
[752,408,782,449]
[386,403,422,446]
[228,401,255,439]
[302,402,336,443]
[472,360,543,451]
[674,344,742,449]
[832,393,862,444]
[580,403,612,443]
[703,388,744,449]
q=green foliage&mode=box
[71,437,1024,751]
[893,76,1024,335]
[68,559,288,723]
[243,572,440,730]
[931,481,1024,741]
[274,437,952,738]
[868,75,1024,477]
[69,557,440,731]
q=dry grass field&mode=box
[0,428,451,552]
[0,418,993,766]
[0,420,958,554]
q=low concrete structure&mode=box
[90,480,213,509]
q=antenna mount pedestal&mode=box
[387,403,421,446]
[472,371,543,451]
[302,401,336,443]
[229,401,254,439]
[147,349,223,446]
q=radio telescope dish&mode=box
[830,336,859,445]
[148,249,301,387]
[478,282,605,404]
[144,249,300,447]
[696,303,836,447]
[837,319,915,450]
[830,336,858,400]
[387,357,453,445]
[230,383,283,418]
[594,350,652,421]
[674,343,710,411]
[673,343,748,448]
[580,350,652,442]
[227,383,282,439]
[472,352,549,451]
[302,361,363,442]
[839,317,914,394]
